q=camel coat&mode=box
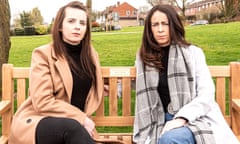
[8,43,103,144]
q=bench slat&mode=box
[98,133,133,144]
[109,78,118,116]
[17,79,27,108]
[13,68,30,78]
[92,116,134,126]
[122,77,131,116]
[208,66,230,77]
[215,77,227,115]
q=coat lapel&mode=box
[52,47,72,101]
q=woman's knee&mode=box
[158,131,173,144]
[158,127,196,144]
[63,118,87,135]
[63,119,94,144]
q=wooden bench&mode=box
[1,63,240,143]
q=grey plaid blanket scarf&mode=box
[134,45,216,144]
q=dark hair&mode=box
[51,1,96,88]
[140,4,190,71]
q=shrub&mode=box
[91,27,102,32]
[92,22,100,27]
[24,26,35,35]
[35,25,48,35]
[14,28,25,36]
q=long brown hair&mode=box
[140,4,190,71]
[51,1,96,88]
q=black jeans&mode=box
[35,117,95,144]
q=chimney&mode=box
[117,1,120,6]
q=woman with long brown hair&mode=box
[133,4,239,144]
[9,1,102,144]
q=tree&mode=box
[86,0,92,28]
[91,10,98,22]
[0,0,11,97]
[31,7,44,26]
[13,18,21,28]
[12,7,43,28]
[20,11,33,27]
[219,0,239,22]
[138,5,150,25]
[146,0,191,21]
[173,0,189,21]
[147,0,174,6]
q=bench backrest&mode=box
[92,67,135,127]
[1,63,240,139]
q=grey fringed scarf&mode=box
[133,45,215,144]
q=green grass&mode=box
[9,22,240,67]
[185,22,240,65]
[93,31,142,66]
[10,35,51,67]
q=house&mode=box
[185,0,223,20]
[185,0,240,23]
[101,1,138,29]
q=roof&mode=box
[102,1,137,18]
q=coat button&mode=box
[26,119,32,123]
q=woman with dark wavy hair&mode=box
[133,4,239,144]
[9,1,103,144]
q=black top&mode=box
[64,42,92,111]
[157,46,171,113]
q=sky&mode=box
[9,0,151,24]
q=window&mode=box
[132,10,137,16]
[126,10,130,16]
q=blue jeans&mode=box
[158,113,196,144]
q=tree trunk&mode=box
[86,0,92,30]
[0,0,11,97]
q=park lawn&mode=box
[186,22,240,65]
[9,22,240,67]
[10,35,51,67]
[92,31,142,66]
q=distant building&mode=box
[101,1,138,29]
[185,0,223,20]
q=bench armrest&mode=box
[0,135,8,144]
[232,99,240,112]
[232,99,240,141]
[0,100,11,115]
